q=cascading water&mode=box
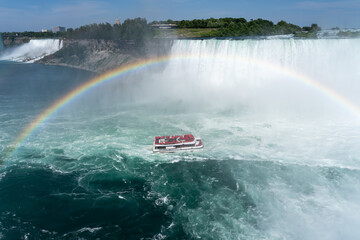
[139,39,360,119]
[0,39,63,63]
[1,38,360,239]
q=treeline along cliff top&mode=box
[152,18,321,38]
[2,17,323,44]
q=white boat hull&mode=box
[153,137,203,153]
[153,144,203,153]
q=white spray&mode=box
[126,39,360,120]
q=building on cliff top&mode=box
[52,26,66,33]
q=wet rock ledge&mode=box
[37,39,172,73]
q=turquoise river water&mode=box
[1,39,360,239]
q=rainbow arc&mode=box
[4,54,360,162]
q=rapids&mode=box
[1,38,360,239]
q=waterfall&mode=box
[0,39,63,63]
[139,38,360,119]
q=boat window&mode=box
[156,146,166,149]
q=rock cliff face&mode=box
[3,37,31,47]
[37,39,172,73]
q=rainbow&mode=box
[4,53,360,162]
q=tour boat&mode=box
[153,134,203,153]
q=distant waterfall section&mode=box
[0,39,63,63]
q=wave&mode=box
[0,39,62,63]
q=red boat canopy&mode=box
[155,134,195,145]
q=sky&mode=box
[0,0,359,32]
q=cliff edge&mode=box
[37,39,172,73]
